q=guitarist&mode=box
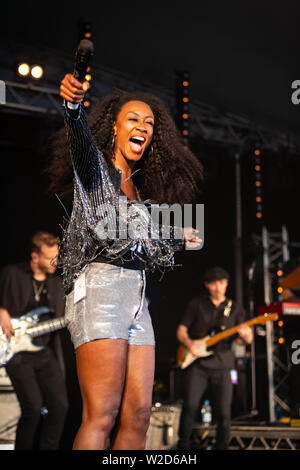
[176,266,252,450]
[0,231,68,449]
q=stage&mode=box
[192,422,300,450]
[144,404,300,451]
[1,394,300,450]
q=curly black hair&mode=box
[47,88,204,205]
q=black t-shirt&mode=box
[0,262,66,373]
[179,294,247,369]
[0,264,55,348]
[25,278,52,347]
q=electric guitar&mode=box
[176,313,278,370]
[0,307,66,366]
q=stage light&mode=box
[277,286,283,294]
[176,71,190,146]
[278,337,285,344]
[78,21,93,41]
[17,63,30,77]
[83,100,91,108]
[277,270,283,277]
[254,142,263,219]
[31,65,43,79]
[278,320,284,327]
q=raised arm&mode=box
[60,73,102,187]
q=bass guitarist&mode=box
[176,266,253,450]
[0,231,68,449]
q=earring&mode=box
[112,131,117,147]
[112,124,117,147]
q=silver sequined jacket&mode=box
[59,103,185,294]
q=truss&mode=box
[1,40,300,153]
[193,423,300,450]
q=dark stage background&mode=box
[1,0,300,446]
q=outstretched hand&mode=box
[60,73,90,104]
[182,227,202,249]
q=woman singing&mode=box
[48,73,203,450]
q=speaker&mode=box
[146,403,182,450]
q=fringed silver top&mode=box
[59,103,184,294]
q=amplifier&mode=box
[146,403,182,450]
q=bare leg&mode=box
[73,339,128,450]
[112,344,155,450]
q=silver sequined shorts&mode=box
[65,262,155,350]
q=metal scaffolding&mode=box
[261,225,291,422]
[1,39,300,154]
[193,423,300,450]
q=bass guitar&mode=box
[176,313,278,370]
[0,306,65,366]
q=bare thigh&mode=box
[121,344,155,410]
[75,339,129,421]
[112,344,155,449]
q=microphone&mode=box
[73,39,94,83]
[67,39,94,110]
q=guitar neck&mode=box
[206,317,258,347]
[27,317,66,337]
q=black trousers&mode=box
[178,362,233,450]
[5,347,68,450]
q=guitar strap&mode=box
[211,298,232,335]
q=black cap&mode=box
[204,266,230,283]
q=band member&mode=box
[47,73,204,450]
[0,231,68,450]
[177,266,253,450]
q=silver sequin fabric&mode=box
[59,102,185,294]
[65,262,155,349]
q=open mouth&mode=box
[129,136,146,154]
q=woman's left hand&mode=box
[182,227,202,249]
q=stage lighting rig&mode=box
[175,71,190,147]
[253,148,263,220]
[30,65,44,80]
[17,63,30,77]
[78,21,93,41]
[16,62,44,80]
